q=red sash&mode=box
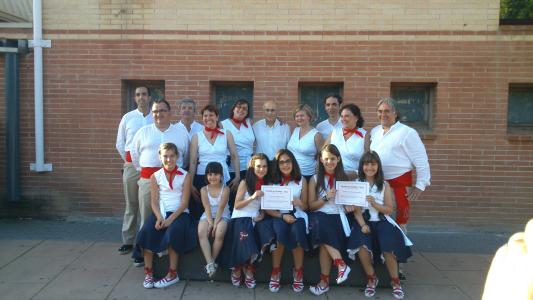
[140,167,161,179]
[125,151,132,163]
[387,171,412,225]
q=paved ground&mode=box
[0,218,520,300]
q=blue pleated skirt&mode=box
[272,217,309,251]
[135,212,198,254]
[346,220,412,263]
[308,211,346,253]
[217,217,260,268]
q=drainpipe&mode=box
[29,0,52,172]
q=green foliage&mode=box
[501,0,533,19]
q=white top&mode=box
[330,127,367,173]
[287,127,319,176]
[253,119,290,160]
[196,129,231,184]
[131,124,190,169]
[201,186,231,220]
[176,120,204,141]
[316,118,342,140]
[154,167,189,214]
[314,175,341,215]
[221,118,255,172]
[115,109,153,160]
[232,191,261,219]
[278,179,304,213]
[369,122,431,191]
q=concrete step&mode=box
[152,247,391,286]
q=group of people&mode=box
[115,87,431,299]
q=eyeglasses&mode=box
[265,109,276,112]
[279,159,292,165]
[135,92,148,96]
[152,109,169,114]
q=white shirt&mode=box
[131,123,190,170]
[115,109,153,161]
[316,118,342,140]
[154,167,189,214]
[232,191,261,219]
[221,118,255,172]
[201,185,231,220]
[176,120,203,141]
[369,122,431,191]
[196,129,231,184]
[287,127,319,176]
[330,127,367,173]
[253,119,290,160]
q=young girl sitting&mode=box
[347,151,412,299]
[135,142,197,289]
[266,149,309,292]
[217,153,272,289]
[198,162,231,278]
[307,144,353,295]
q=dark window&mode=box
[500,0,533,24]
[211,82,254,120]
[122,80,165,114]
[508,84,533,129]
[299,83,343,126]
[391,83,435,129]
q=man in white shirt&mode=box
[253,101,290,160]
[115,86,153,257]
[368,97,431,230]
[131,99,189,225]
[316,94,343,140]
[176,98,203,141]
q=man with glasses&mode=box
[253,101,290,159]
[130,99,189,266]
[176,98,203,141]
[115,86,153,257]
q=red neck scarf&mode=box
[164,167,183,190]
[205,126,224,139]
[343,127,363,138]
[281,175,292,186]
[325,172,335,190]
[255,178,264,191]
[232,118,248,128]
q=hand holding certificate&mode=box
[335,181,369,207]
[261,186,293,211]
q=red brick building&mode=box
[0,0,532,225]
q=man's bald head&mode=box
[263,101,278,124]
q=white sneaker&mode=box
[154,275,179,288]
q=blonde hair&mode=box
[293,104,316,123]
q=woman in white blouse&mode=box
[287,104,324,181]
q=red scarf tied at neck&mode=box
[343,127,363,138]
[232,118,248,128]
[281,175,292,186]
[164,167,183,190]
[325,172,335,190]
[205,126,224,139]
[255,178,264,192]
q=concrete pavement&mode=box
[0,218,517,300]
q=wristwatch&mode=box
[322,195,329,202]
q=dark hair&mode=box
[271,149,302,184]
[316,144,348,194]
[153,98,171,111]
[158,142,178,156]
[245,153,270,195]
[179,98,197,112]
[357,151,385,191]
[204,162,224,184]
[340,103,365,128]
[229,99,250,119]
[135,86,151,96]
[201,104,219,116]
[323,93,343,105]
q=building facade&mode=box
[0,0,532,224]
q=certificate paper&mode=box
[335,181,369,207]
[261,186,293,211]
